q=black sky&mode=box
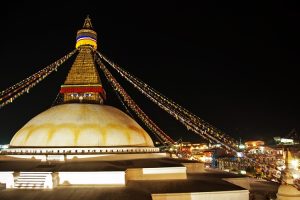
[0,1,299,144]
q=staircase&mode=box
[14,172,52,189]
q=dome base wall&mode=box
[1,146,161,161]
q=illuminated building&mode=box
[274,137,295,145]
[245,140,265,148]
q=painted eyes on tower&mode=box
[70,93,93,98]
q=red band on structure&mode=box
[60,86,103,93]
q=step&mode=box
[20,172,51,174]
[16,181,45,184]
[13,172,52,189]
[19,173,50,176]
[18,176,46,178]
[15,185,44,188]
[15,183,44,187]
[17,177,46,180]
[19,174,49,177]
[14,186,44,189]
[15,183,44,186]
[16,180,44,182]
[16,180,45,182]
[18,177,47,179]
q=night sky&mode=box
[0,1,299,144]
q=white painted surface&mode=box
[3,152,164,162]
[10,104,154,147]
[126,167,187,181]
[143,167,186,175]
[0,171,14,188]
[152,190,249,200]
[58,171,125,185]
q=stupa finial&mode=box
[83,15,93,29]
[76,16,98,50]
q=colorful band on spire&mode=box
[75,17,97,50]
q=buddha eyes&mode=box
[83,93,92,97]
[70,93,79,97]
[70,93,92,97]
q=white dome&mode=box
[10,104,154,147]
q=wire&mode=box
[95,55,174,145]
[0,49,77,108]
[97,51,238,152]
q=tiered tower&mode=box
[60,16,106,104]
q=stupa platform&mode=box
[0,165,279,200]
[0,156,254,199]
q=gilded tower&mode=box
[60,16,106,104]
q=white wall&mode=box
[58,171,125,186]
[0,172,14,188]
[152,190,249,200]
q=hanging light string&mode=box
[111,83,135,118]
[96,57,173,145]
[96,51,238,152]
[51,92,64,107]
[96,51,231,149]
[0,50,76,97]
[107,74,166,145]
[95,56,174,145]
[112,86,166,145]
[0,49,77,108]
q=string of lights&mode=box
[113,87,166,145]
[0,50,77,108]
[95,56,174,145]
[108,75,166,146]
[97,51,239,151]
[0,50,76,97]
[95,54,234,150]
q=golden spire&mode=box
[64,48,101,85]
[60,17,105,104]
